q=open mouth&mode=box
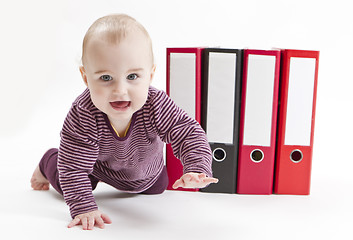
[110,101,131,111]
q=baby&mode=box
[31,14,218,230]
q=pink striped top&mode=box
[57,86,213,218]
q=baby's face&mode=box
[81,30,155,123]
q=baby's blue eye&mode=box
[127,73,138,80]
[100,75,113,81]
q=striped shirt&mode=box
[57,86,213,218]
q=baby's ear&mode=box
[150,65,156,83]
[79,66,88,87]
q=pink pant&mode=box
[39,148,169,195]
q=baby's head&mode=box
[81,14,154,66]
[80,14,156,123]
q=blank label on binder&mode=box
[243,54,276,147]
[169,53,196,119]
[284,57,316,146]
[206,52,237,144]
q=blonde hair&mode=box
[81,14,154,65]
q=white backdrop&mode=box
[1,0,352,239]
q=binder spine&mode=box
[166,48,203,191]
[200,48,243,194]
[237,49,281,194]
[274,49,319,195]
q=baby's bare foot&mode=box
[31,166,49,190]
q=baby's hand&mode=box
[68,210,112,230]
[172,172,219,189]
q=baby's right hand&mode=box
[67,210,112,230]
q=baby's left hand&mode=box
[172,172,219,189]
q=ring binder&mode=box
[274,49,320,195]
[166,48,204,191]
[237,49,281,194]
[200,48,243,194]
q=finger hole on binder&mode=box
[290,149,303,163]
[213,148,226,162]
[250,149,264,163]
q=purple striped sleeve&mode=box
[58,104,99,218]
[147,89,213,177]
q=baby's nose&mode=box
[112,80,128,95]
